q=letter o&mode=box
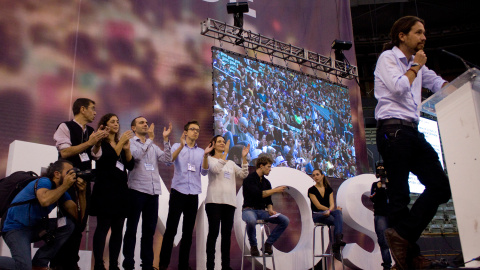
[233,167,331,269]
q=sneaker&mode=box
[263,242,273,255]
[250,245,260,256]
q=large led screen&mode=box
[212,47,356,178]
[408,117,445,193]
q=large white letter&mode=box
[337,174,386,270]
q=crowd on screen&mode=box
[212,50,356,179]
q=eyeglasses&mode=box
[188,128,200,133]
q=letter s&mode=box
[337,174,386,270]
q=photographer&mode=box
[370,161,392,270]
[2,159,86,270]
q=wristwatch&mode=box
[411,62,420,67]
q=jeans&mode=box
[159,189,198,270]
[3,218,74,270]
[0,256,15,270]
[205,203,235,270]
[51,183,91,268]
[241,209,289,247]
[377,124,451,243]
[93,215,125,267]
[374,215,392,268]
[122,189,159,269]
[312,210,343,236]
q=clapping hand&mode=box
[205,142,215,156]
[163,123,172,140]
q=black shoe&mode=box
[334,233,347,247]
[250,245,260,256]
[94,262,106,270]
[108,263,120,270]
[333,245,342,261]
[263,242,273,255]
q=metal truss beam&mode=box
[201,18,358,79]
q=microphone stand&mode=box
[440,49,480,70]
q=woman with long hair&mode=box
[307,169,346,260]
[90,113,134,270]
[205,135,249,270]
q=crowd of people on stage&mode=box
[212,49,356,179]
[0,14,454,270]
[0,97,349,270]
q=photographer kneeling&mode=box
[2,159,86,270]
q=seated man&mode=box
[2,159,86,270]
[242,154,289,256]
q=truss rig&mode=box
[201,18,358,80]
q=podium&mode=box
[422,68,480,267]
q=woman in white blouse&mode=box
[205,135,249,270]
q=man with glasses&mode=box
[122,116,172,270]
[159,120,212,270]
[52,98,108,270]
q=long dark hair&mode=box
[209,135,224,156]
[97,113,119,143]
[383,16,425,51]
[313,169,331,189]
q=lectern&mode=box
[422,68,480,267]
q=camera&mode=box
[38,217,55,245]
[67,168,96,182]
[38,229,55,245]
[375,160,387,182]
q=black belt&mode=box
[377,118,418,129]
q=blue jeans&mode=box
[312,210,343,236]
[374,215,392,268]
[122,189,159,269]
[242,209,289,247]
[0,256,15,270]
[3,218,74,270]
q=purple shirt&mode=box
[170,143,208,195]
[374,46,446,122]
[128,136,172,195]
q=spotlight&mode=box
[227,2,249,28]
[331,40,352,51]
[332,39,352,63]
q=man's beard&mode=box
[415,43,425,52]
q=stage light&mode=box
[332,39,352,64]
[331,40,352,51]
[227,2,249,28]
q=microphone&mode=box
[440,49,480,70]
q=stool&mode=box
[313,222,345,270]
[241,220,276,270]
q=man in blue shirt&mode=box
[2,159,86,270]
[159,120,212,270]
[374,16,451,270]
[122,117,172,270]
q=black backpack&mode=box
[0,171,39,220]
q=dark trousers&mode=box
[93,215,125,267]
[159,189,198,270]
[50,184,91,269]
[205,203,235,270]
[376,124,451,244]
[122,189,159,269]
